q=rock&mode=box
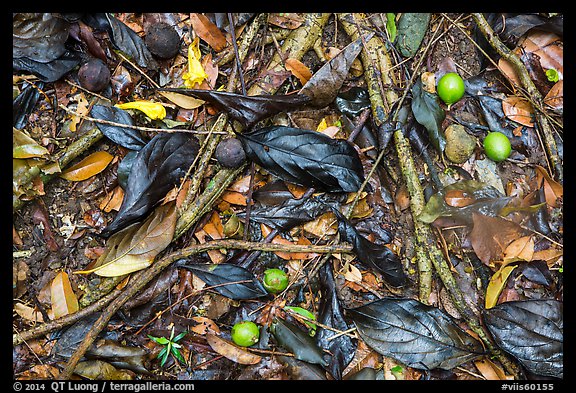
[444,124,476,164]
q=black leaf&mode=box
[99,132,199,237]
[156,88,311,129]
[13,13,70,63]
[316,263,356,379]
[177,262,268,300]
[411,78,446,153]
[14,82,43,129]
[13,51,81,83]
[332,209,408,288]
[239,196,331,232]
[348,298,485,370]
[105,13,158,70]
[335,87,371,117]
[238,126,365,193]
[483,299,563,378]
[271,318,328,367]
[90,105,147,150]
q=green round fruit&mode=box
[437,72,465,105]
[231,321,260,347]
[483,132,512,162]
[262,268,289,294]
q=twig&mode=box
[56,239,353,379]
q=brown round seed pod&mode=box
[78,59,110,92]
[215,138,246,168]
[145,22,180,59]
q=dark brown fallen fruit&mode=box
[78,59,110,92]
[215,137,246,168]
[145,22,180,59]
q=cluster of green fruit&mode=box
[437,72,511,162]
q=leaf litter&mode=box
[13,12,562,382]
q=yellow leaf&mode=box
[50,271,79,319]
[158,91,205,109]
[485,264,518,309]
[182,37,209,88]
[60,151,114,181]
[115,101,166,120]
[13,128,49,158]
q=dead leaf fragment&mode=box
[503,236,534,263]
[205,333,262,365]
[502,96,534,127]
[190,13,228,52]
[51,271,79,319]
[534,165,563,207]
[267,13,304,29]
[60,151,114,181]
[470,213,527,266]
[191,316,221,335]
[285,58,313,85]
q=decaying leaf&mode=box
[205,333,261,365]
[74,360,133,380]
[190,13,228,52]
[60,151,114,181]
[270,318,328,366]
[77,202,177,277]
[285,58,312,85]
[503,236,534,263]
[50,271,79,319]
[502,96,534,127]
[13,128,49,158]
[534,165,563,208]
[411,78,446,153]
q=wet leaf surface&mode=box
[238,126,365,192]
[483,299,563,378]
[100,132,199,237]
[411,78,446,152]
[270,318,328,367]
[348,298,485,370]
[90,105,147,150]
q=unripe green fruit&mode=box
[437,72,465,106]
[483,132,512,162]
[262,268,289,294]
[231,321,260,347]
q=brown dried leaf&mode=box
[503,236,534,263]
[474,358,514,380]
[14,302,53,323]
[221,190,247,206]
[51,271,79,319]
[535,165,563,207]
[99,186,125,213]
[195,212,225,263]
[502,96,534,127]
[17,364,60,380]
[260,224,316,260]
[519,31,563,77]
[444,189,476,207]
[60,151,114,181]
[544,80,563,110]
[191,316,221,335]
[205,333,262,365]
[190,13,228,52]
[267,13,304,29]
[470,213,526,266]
[285,58,313,85]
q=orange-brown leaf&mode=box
[205,333,261,365]
[267,13,304,29]
[470,213,527,266]
[190,13,228,52]
[99,186,124,213]
[502,96,534,127]
[503,235,534,263]
[60,151,114,181]
[535,165,563,207]
[544,80,563,110]
[285,58,313,85]
[475,358,514,380]
[50,271,79,319]
[191,316,221,335]
[444,189,476,207]
[221,190,247,206]
[519,31,563,77]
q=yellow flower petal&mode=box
[182,37,208,88]
[115,101,166,120]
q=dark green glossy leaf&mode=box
[411,78,446,153]
[99,132,199,237]
[483,299,563,378]
[270,318,328,367]
[348,298,485,370]
[177,263,268,300]
[91,105,147,150]
[238,126,365,192]
[396,13,431,57]
[333,209,407,288]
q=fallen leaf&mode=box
[519,31,563,78]
[474,358,514,380]
[191,316,221,335]
[51,271,79,319]
[74,360,133,380]
[544,80,563,110]
[260,224,316,260]
[14,302,53,323]
[267,13,304,29]
[115,101,167,120]
[502,96,534,127]
[99,186,125,213]
[159,90,205,109]
[503,236,534,263]
[534,165,563,207]
[17,364,60,380]
[13,128,49,158]
[470,213,527,266]
[69,92,89,132]
[485,264,518,309]
[532,248,563,268]
[221,190,247,206]
[190,13,228,52]
[195,212,225,263]
[205,333,262,365]
[77,202,177,277]
[60,151,114,181]
[285,58,313,85]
